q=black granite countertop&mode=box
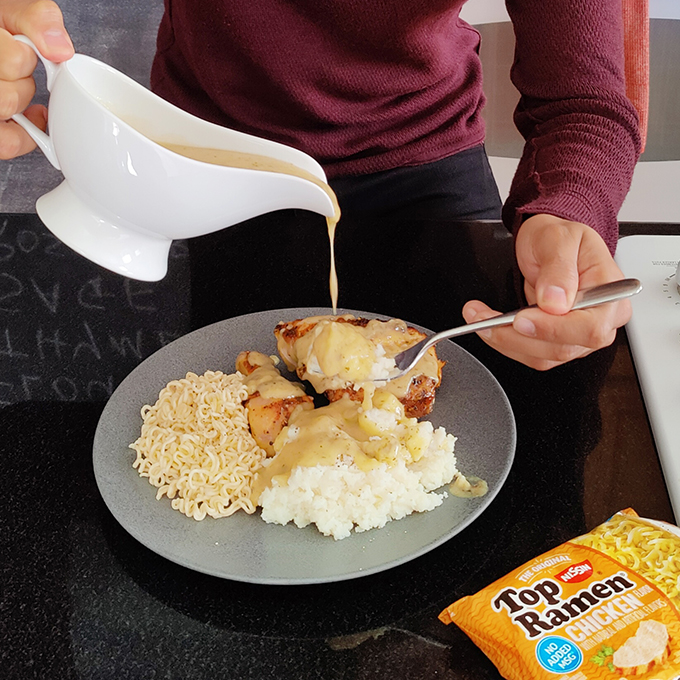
[0,211,676,680]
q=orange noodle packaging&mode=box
[439,509,680,679]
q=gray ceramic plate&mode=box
[93,308,515,584]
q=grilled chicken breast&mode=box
[613,620,671,676]
[274,315,444,418]
[236,351,314,455]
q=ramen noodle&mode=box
[130,370,266,520]
[439,509,680,679]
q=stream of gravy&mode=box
[158,142,341,313]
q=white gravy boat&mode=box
[12,36,336,281]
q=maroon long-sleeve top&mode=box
[150,0,641,253]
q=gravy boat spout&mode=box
[12,36,337,281]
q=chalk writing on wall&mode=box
[0,215,191,404]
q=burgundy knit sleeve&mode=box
[501,0,642,254]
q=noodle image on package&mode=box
[439,509,680,679]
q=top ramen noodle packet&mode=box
[439,509,680,679]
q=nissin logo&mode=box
[556,561,593,584]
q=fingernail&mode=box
[463,304,482,322]
[543,285,568,308]
[478,329,492,340]
[514,317,536,337]
[43,30,73,53]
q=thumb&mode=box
[4,1,74,62]
[532,252,581,315]
[516,215,584,315]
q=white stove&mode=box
[616,235,680,520]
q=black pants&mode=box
[330,144,502,221]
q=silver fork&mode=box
[389,278,642,379]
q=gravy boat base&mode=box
[38,181,172,281]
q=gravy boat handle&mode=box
[10,35,62,169]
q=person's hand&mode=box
[0,0,73,159]
[462,214,632,370]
